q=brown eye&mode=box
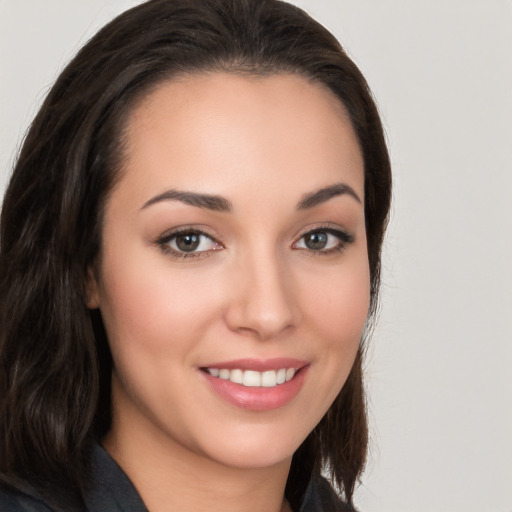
[294,228,353,253]
[304,232,328,250]
[175,233,200,252]
[159,229,222,256]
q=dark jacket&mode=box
[0,444,355,511]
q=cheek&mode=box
[285,252,370,435]
[304,258,370,342]
[298,251,370,402]
[97,249,223,361]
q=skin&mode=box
[88,73,369,512]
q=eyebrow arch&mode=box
[297,182,362,210]
[141,189,232,212]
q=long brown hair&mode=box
[0,0,391,509]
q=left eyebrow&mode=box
[141,189,232,212]
[297,182,362,210]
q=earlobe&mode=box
[85,266,101,309]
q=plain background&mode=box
[1,1,511,511]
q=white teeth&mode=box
[243,370,261,387]
[206,367,298,387]
[285,368,295,382]
[230,368,243,384]
[261,370,277,387]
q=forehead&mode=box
[116,72,364,206]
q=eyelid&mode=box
[154,223,353,259]
[155,226,224,258]
[292,224,354,253]
[293,223,353,241]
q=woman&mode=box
[0,0,391,511]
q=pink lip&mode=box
[201,357,308,372]
[199,358,309,412]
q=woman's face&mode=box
[88,73,369,470]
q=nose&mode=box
[224,250,298,340]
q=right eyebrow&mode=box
[141,189,233,212]
[296,182,362,210]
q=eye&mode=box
[294,227,353,253]
[157,229,223,257]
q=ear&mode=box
[85,266,101,309]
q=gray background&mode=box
[1,1,511,510]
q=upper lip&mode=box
[200,358,308,372]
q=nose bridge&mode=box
[226,243,297,339]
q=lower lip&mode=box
[201,367,308,411]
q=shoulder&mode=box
[300,476,358,512]
[0,444,146,512]
[0,484,53,512]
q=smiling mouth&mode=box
[202,367,297,388]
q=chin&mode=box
[192,421,308,470]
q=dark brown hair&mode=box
[0,0,391,509]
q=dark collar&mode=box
[0,444,353,511]
[85,444,148,511]
[89,444,353,512]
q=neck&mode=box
[103,398,293,512]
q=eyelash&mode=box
[293,226,354,255]
[155,225,354,259]
[156,227,222,259]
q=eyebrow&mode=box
[141,181,361,212]
[296,182,362,209]
[141,190,232,212]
